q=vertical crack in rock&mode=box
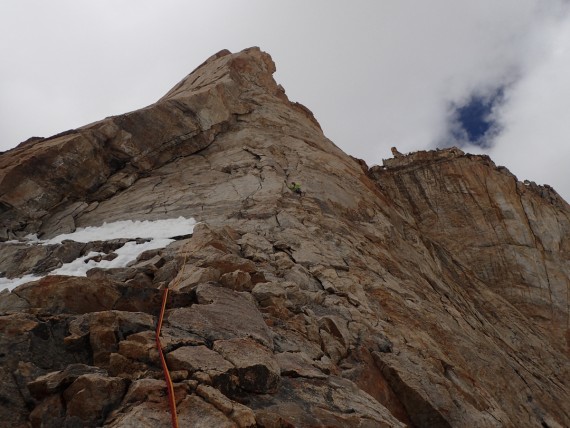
[516,178,557,316]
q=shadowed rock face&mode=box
[0,47,569,427]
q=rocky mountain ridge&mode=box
[0,47,568,427]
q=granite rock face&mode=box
[370,149,570,353]
[0,47,569,427]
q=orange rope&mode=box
[156,286,179,428]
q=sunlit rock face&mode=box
[370,148,570,354]
[0,47,569,427]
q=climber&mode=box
[289,181,303,195]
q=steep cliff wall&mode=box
[370,149,570,353]
[0,48,568,427]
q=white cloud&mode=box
[0,1,569,201]
[490,13,570,200]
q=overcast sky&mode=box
[1,1,569,202]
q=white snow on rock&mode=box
[0,274,41,292]
[45,217,197,244]
[0,217,197,292]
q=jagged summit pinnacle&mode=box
[160,47,277,102]
[0,48,568,427]
[0,47,325,240]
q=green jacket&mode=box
[289,182,302,192]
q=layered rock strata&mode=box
[0,47,568,427]
[370,149,570,353]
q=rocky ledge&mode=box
[0,47,568,427]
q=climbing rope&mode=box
[155,286,179,428]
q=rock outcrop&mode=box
[0,47,568,427]
[370,149,570,354]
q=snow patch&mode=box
[0,217,197,292]
[46,217,197,244]
[0,274,42,292]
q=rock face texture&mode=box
[0,47,569,427]
[371,150,570,354]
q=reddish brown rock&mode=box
[196,384,256,427]
[27,364,108,399]
[166,345,234,385]
[275,351,327,379]
[62,373,127,425]
[0,47,568,427]
[29,394,65,428]
[166,284,273,349]
[220,270,253,291]
[213,337,280,393]
[13,275,121,314]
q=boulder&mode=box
[213,337,280,393]
[166,284,273,349]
